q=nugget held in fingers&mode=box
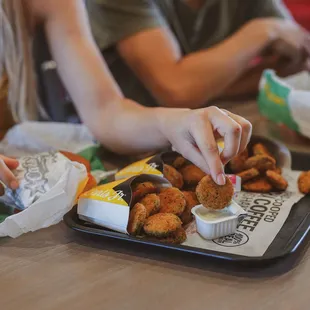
[180,164,206,186]
[163,164,184,189]
[159,187,186,216]
[237,168,260,184]
[144,213,182,237]
[172,156,188,169]
[133,182,157,200]
[252,143,271,157]
[242,177,272,193]
[127,203,147,236]
[229,148,248,173]
[266,170,288,191]
[156,228,187,244]
[196,175,234,210]
[139,193,160,217]
[245,155,276,172]
[180,191,199,225]
[298,171,310,194]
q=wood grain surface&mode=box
[0,223,309,310]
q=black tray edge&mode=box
[63,206,310,264]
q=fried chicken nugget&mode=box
[196,175,234,210]
[237,168,260,184]
[266,170,288,191]
[144,213,182,237]
[163,164,184,189]
[274,167,282,175]
[229,148,248,173]
[139,193,160,217]
[252,143,271,157]
[156,228,187,244]
[298,171,310,194]
[242,177,272,193]
[159,187,186,216]
[180,191,199,225]
[127,203,147,236]
[172,156,187,169]
[245,155,276,172]
[180,164,206,186]
[132,182,157,201]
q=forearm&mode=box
[160,22,273,108]
[48,35,169,153]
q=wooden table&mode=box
[1,101,310,310]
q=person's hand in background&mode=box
[0,155,19,193]
[252,18,310,75]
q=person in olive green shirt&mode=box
[86,0,310,108]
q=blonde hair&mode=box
[0,0,40,121]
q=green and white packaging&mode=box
[258,70,310,138]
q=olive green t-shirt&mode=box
[86,0,290,107]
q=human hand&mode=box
[0,155,19,192]
[156,106,252,185]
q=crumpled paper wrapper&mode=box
[0,152,87,238]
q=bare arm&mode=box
[28,0,252,186]
[30,0,170,154]
[117,19,310,108]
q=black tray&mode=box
[63,150,310,264]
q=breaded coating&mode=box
[180,191,199,225]
[159,187,186,216]
[196,175,234,210]
[245,155,276,172]
[144,213,182,237]
[237,168,260,184]
[229,148,248,173]
[163,164,184,189]
[180,164,205,186]
[252,143,271,157]
[266,170,288,191]
[242,177,272,193]
[272,167,282,175]
[156,228,187,244]
[298,171,310,194]
[172,156,187,169]
[132,182,157,200]
[139,193,160,217]
[127,203,147,236]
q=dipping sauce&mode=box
[197,208,234,222]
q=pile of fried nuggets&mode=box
[127,157,234,244]
[230,143,288,192]
[126,142,310,244]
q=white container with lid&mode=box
[191,201,247,240]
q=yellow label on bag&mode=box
[80,179,129,206]
[115,156,162,179]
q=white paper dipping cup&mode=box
[191,201,247,240]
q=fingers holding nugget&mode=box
[196,175,234,210]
